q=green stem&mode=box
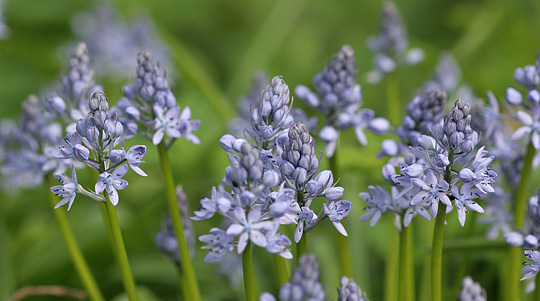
[536,275,540,301]
[157,143,201,301]
[0,195,14,300]
[243,241,256,301]
[329,150,353,278]
[398,223,414,301]
[47,180,104,301]
[386,71,400,125]
[297,234,308,259]
[272,254,289,287]
[507,140,536,300]
[431,150,454,301]
[384,216,399,301]
[103,200,138,301]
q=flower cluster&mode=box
[69,3,170,78]
[295,45,389,157]
[51,91,147,209]
[118,52,200,147]
[458,276,487,301]
[155,186,196,265]
[195,76,351,262]
[366,2,424,84]
[361,99,496,228]
[260,254,325,301]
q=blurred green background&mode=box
[1,0,540,300]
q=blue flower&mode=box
[126,145,148,176]
[359,185,394,226]
[152,106,181,145]
[200,228,235,263]
[51,166,78,211]
[95,164,129,205]
[522,250,540,281]
[512,110,540,149]
[451,183,485,227]
[323,200,352,236]
[227,206,274,253]
[410,170,451,217]
[192,184,234,221]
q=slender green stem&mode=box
[329,150,353,278]
[386,71,400,125]
[507,140,536,300]
[384,215,398,301]
[157,143,201,301]
[398,223,414,301]
[243,241,256,301]
[272,254,289,288]
[431,204,447,301]
[536,275,540,301]
[47,180,104,301]
[0,196,14,300]
[297,234,308,259]
[431,150,454,301]
[103,200,138,300]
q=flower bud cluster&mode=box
[295,45,389,157]
[155,186,195,265]
[457,276,487,301]
[119,51,200,146]
[504,56,540,150]
[366,2,424,84]
[51,91,148,210]
[196,87,350,261]
[361,99,496,229]
[248,76,294,148]
[260,254,325,301]
[397,90,447,145]
[338,276,369,301]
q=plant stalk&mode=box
[398,223,414,301]
[329,149,353,278]
[157,143,201,301]
[47,180,104,301]
[243,241,256,301]
[103,199,138,301]
[507,140,536,300]
[386,71,401,125]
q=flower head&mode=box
[95,164,129,206]
[50,166,78,211]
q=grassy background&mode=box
[1,0,540,300]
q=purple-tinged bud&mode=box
[139,85,155,102]
[260,126,274,140]
[280,162,295,177]
[436,154,450,167]
[76,118,87,137]
[401,164,424,178]
[263,170,280,187]
[293,168,307,187]
[325,187,344,201]
[240,191,256,207]
[506,88,522,105]
[504,231,524,247]
[382,164,396,183]
[307,180,322,197]
[110,149,126,164]
[524,235,539,248]
[459,168,477,183]
[527,90,540,105]
[125,106,140,120]
[123,84,137,100]
[269,202,288,217]
[379,139,398,157]
[417,135,436,150]
[46,95,67,114]
[314,170,334,190]
[449,131,464,149]
[73,144,90,161]
[368,117,390,134]
[319,126,338,142]
[431,124,444,141]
